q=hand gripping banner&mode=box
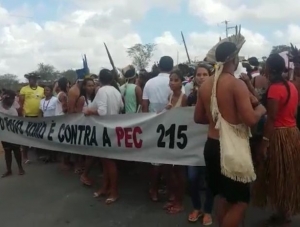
[0,108,207,166]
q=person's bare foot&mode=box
[19,169,25,176]
[93,189,109,198]
[105,196,119,205]
[167,204,184,214]
[80,175,92,186]
[149,189,158,202]
[60,163,72,171]
[2,171,12,178]
[203,213,213,226]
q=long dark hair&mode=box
[57,77,68,93]
[192,64,212,94]
[266,53,290,105]
[80,78,95,104]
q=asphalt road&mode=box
[0,153,299,227]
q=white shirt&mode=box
[40,96,57,117]
[142,72,185,113]
[0,101,18,116]
[82,98,92,113]
[90,85,124,116]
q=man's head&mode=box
[2,89,16,107]
[215,42,239,71]
[25,72,40,87]
[159,56,174,73]
[99,69,113,86]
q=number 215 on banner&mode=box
[156,124,188,149]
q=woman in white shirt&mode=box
[76,78,96,113]
[84,69,124,205]
[55,78,69,116]
[54,78,70,169]
[39,85,57,117]
[74,78,96,183]
[38,85,58,163]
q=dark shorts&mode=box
[2,142,19,151]
[204,137,250,204]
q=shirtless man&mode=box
[194,42,266,227]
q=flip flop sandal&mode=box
[19,170,25,176]
[188,211,203,222]
[163,202,174,210]
[203,215,213,226]
[149,190,158,202]
[167,206,184,214]
[93,191,107,198]
[105,197,118,205]
[1,171,12,178]
[80,176,92,186]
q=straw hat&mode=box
[24,72,41,79]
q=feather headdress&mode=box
[207,25,246,122]
[75,54,90,81]
[206,25,245,64]
[288,43,300,66]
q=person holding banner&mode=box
[196,35,266,227]
[84,68,124,205]
[142,56,178,203]
[77,78,96,185]
[0,89,25,177]
[19,72,44,164]
[38,85,58,163]
[162,69,187,214]
[55,77,70,170]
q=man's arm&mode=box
[194,88,208,124]
[234,79,266,127]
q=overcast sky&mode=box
[0,0,299,79]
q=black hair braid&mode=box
[267,73,291,106]
[266,53,290,106]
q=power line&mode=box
[221,20,237,38]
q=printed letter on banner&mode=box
[0,108,208,166]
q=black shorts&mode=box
[2,142,19,151]
[204,137,250,204]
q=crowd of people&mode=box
[1,32,300,227]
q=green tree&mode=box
[35,63,60,82]
[0,74,19,90]
[127,43,156,70]
[270,45,291,54]
[60,69,77,84]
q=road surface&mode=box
[0,153,299,227]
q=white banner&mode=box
[0,107,207,166]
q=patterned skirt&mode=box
[252,127,300,215]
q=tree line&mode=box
[0,44,289,91]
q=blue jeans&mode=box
[187,166,214,214]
